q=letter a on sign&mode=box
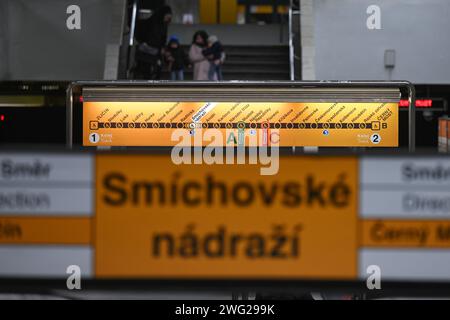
[66,265,81,290]
[66,5,81,30]
[366,5,381,30]
[366,265,381,290]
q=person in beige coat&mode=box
[189,30,215,81]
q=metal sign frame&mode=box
[67,80,415,150]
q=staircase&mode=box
[221,45,290,80]
[162,44,290,81]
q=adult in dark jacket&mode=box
[135,5,172,79]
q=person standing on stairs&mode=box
[164,36,189,80]
[134,5,172,80]
[188,30,213,80]
[202,35,224,81]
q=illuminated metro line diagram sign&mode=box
[83,101,398,147]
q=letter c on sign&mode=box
[270,132,280,144]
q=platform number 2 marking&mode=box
[370,133,381,144]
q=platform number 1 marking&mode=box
[89,133,99,144]
[370,133,381,144]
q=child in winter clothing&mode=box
[164,35,189,80]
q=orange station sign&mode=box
[94,155,358,279]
